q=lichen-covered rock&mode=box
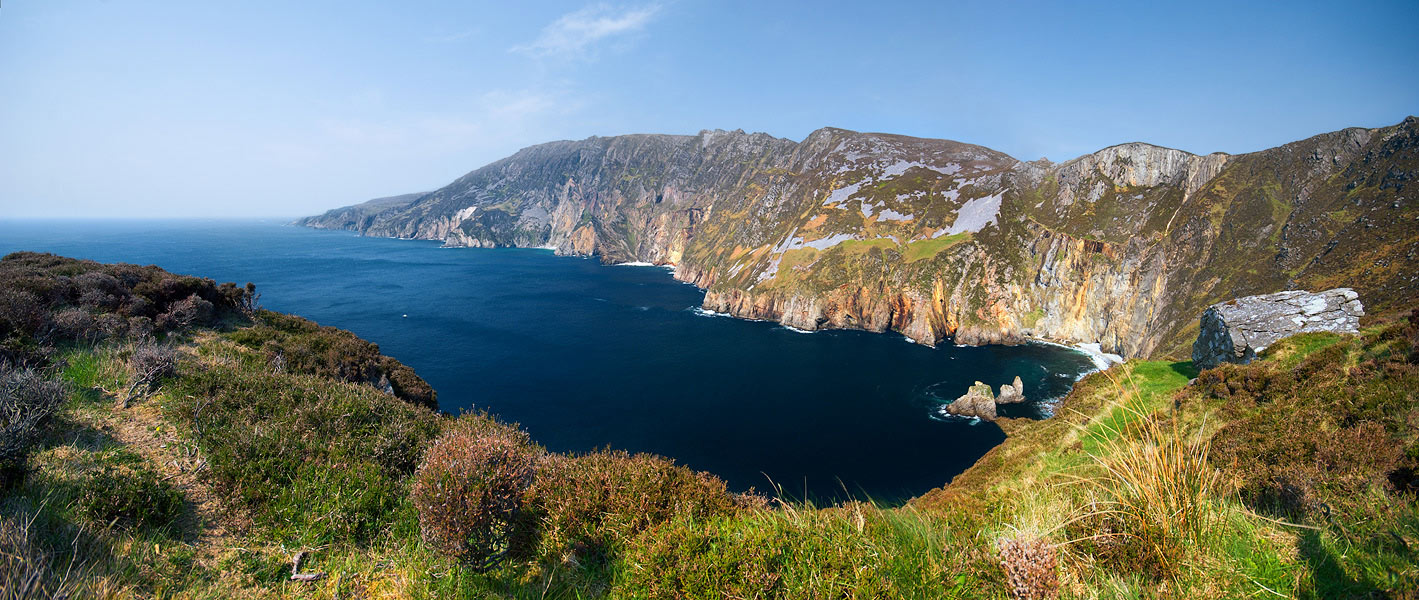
[945,381,997,421]
[1191,288,1364,369]
[997,376,1025,404]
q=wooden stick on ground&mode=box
[290,550,326,582]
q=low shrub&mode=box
[613,503,964,598]
[125,343,178,403]
[0,361,68,489]
[226,310,437,409]
[997,535,1059,600]
[155,293,215,331]
[267,462,405,546]
[410,419,540,569]
[164,360,442,544]
[0,252,256,367]
[527,449,741,564]
[77,463,185,532]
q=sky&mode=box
[2,1,1416,219]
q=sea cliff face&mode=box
[297,118,1419,358]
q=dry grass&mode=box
[1066,374,1223,580]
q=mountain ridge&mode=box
[297,117,1419,359]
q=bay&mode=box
[0,219,1096,502]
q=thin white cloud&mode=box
[512,3,661,59]
[293,88,581,164]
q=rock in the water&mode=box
[997,375,1026,404]
[1191,288,1363,369]
[945,381,997,421]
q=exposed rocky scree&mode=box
[297,117,1419,360]
[1192,288,1364,369]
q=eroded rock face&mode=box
[997,376,1025,404]
[944,381,998,421]
[297,117,1418,359]
[1191,288,1364,369]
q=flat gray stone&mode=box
[1191,288,1363,370]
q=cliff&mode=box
[298,118,1419,358]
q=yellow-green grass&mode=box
[903,233,969,263]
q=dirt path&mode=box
[83,392,246,567]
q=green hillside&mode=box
[4,252,1416,598]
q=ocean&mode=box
[0,219,1097,502]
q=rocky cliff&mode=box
[297,118,1419,359]
[1192,288,1364,369]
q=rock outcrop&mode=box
[944,381,997,421]
[297,117,1419,359]
[1192,288,1364,369]
[997,376,1025,404]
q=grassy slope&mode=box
[4,254,1415,598]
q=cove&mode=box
[0,219,1097,502]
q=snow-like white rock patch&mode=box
[800,233,855,250]
[823,181,867,205]
[876,208,913,221]
[456,206,478,222]
[946,192,1003,234]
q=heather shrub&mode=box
[77,463,185,532]
[527,449,740,564]
[155,293,214,331]
[613,502,963,598]
[225,310,437,408]
[120,343,178,407]
[164,361,441,544]
[50,308,99,342]
[0,361,68,489]
[410,420,540,569]
[266,462,404,546]
[997,535,1059,600]
[0,288,46,340]
[1195,322,1419,521]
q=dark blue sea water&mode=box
[0,219,1096,502]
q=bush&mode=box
[410,420,540,569]
[527,449,741,564]
[155,293,214,331]
[50,308,98,343]
[164,360,442,545]
[0,361,68,489]
[225,310,437,409]
[77,463,185,532]
[998,535,1059,600]
[123,343,178,405]
[613,503,963,598]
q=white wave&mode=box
[614,261,657,266]
[779,324,815,334]
[1074,342,1125,371]
[1028,338,1124,374]
[689,307,731,318]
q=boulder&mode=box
[1192,288,1363,370]
[997,376,1025,404]
[944,381,997,421]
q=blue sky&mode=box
[2,1,1416,218]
